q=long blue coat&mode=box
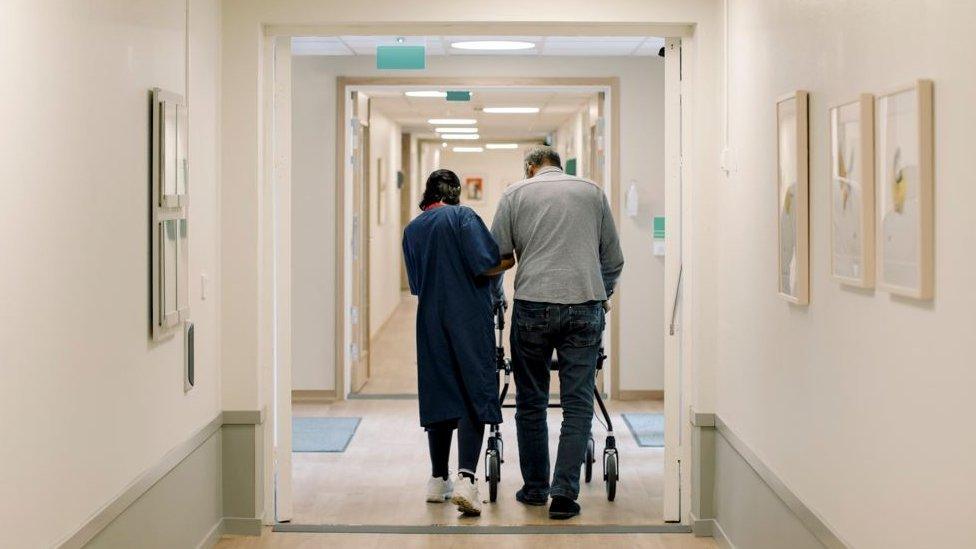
[402,205,503,428]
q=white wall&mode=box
[710,2,976,547]
[0,1,222,546]
[438,145,529,225]
[290,54,666,392]
[366,109,403,338]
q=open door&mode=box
[349,91,371,393]
[662,36,684,523]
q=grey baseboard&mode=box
[691,409,850,549]
[58,410,265,548]
[196,520,224,549]
[223,517,264,536]
[711,518,736,549]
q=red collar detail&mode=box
[423,201,448,212]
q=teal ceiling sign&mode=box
[446,91,471,101]
[376,46,426,70]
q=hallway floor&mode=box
[290,398,666,526]
[359,295,419,395]
[217,528,718,548]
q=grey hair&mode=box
[524,145,562,170]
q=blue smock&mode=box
[402,205,503,428]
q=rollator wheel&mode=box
[584,438,595,483]
[486,450,501,502]
[603,450,618,502]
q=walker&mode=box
[485,304,619,502]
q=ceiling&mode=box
[366,88,598,141]
[292,35,665,57]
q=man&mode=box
[491,146,624,519]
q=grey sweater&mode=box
[490,167,624,304]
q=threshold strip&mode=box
[347,393,419,400]
[273,523,692,535]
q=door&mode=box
[350,91,371,393]
[662,36,684,523]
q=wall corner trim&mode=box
[57,410,266,548]
[713,415,852,549]
[222,408,265,425]
[56,413,224,549]
[689,407,716,427]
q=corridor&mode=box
[6,2,975,549]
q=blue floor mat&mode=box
[621,413,665,447]
[292,417,361,452]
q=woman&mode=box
[402,169,513,516]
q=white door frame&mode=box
[262,24,698,526]
[662,36,684,523]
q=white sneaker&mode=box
[450,474,482,516]
[426,476,453,503]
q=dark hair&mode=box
[419,169,462,211]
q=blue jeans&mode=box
[511,299,605,500]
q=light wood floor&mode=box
[217,528,718,548]
[290,398,665,526]
[360,296,419,395]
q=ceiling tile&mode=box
[291,37,352,56]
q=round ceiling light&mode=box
[450,40,536,51]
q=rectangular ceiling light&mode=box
[435,127,478,133]
[428,118,476,125]
[486,143,519,149]
[441,134,480,140]
[376,45,426,70]
[483,107,540,114]
[453,146,484,153]
[405,90,447,98]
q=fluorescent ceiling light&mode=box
[451,40,536,51]
[435,127,478,133]
[404,91,447,98]
[486,143,519,150]
[441,134,480,140]
[483,107,540,114]
[428,118,477,125]
[453,147,485,153]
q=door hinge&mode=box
[350,343,360,361]
[350,306,359,325]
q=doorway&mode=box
[272,32,689,530]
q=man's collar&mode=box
[535,166,564,177]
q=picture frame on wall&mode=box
[876,79,934,299]
[828,94,875,288]
[463,175,485,204]
[776,90,810,305]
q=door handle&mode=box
[669,265,683,336]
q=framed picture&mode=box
[776,91,810,305]
[876,80,934,299]
[463,175,485,204]
[828,94,875,287]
